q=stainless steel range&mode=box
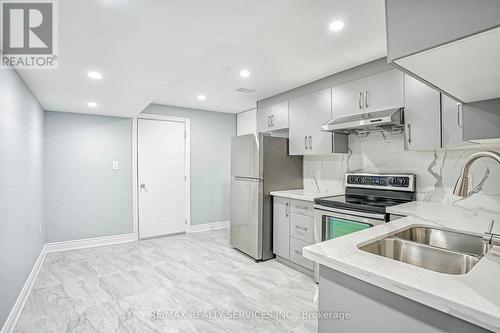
[312,173,416,282]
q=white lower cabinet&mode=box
[273,197,290,260]
[289,237,314,271]
[273,197,314,271]
[290,212,314,243]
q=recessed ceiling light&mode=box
[87,102,98,108]
[240,70,250,78]
[197,95,206,101]
[87,71,103,80]
[329,20,344,32]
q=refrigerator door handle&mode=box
[233,176,260,182]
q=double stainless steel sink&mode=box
[359,227,491,275]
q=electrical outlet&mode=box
[112,161,119,170]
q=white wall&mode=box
[0,70,45,328]
[237,108,257,136]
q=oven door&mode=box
[312,205,386,282]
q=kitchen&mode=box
[1,1,500,333]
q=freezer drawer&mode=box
[230,177,261,259]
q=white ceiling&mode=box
[18,0,387,117]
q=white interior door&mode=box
[138,119,186,239]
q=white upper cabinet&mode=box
[330,79,365,117]
[257,101,289,132]
[404,75,475,151]
[441,95,475,149]
[362,70,404,113]
[236,108,257,136]
[289,89,347,155]
[404,75,441,151]
[257,106,272,132]
[307,89,337,155]
[270,101,289,130]
[332,69,404,118]
[289,94,310,155]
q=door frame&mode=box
[132,114,191,239]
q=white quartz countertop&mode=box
[303,196,500,331]
[269,189,336,202]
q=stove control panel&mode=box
[346,174,415,191]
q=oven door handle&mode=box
[313,205,385,221]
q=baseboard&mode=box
[1,245,46,333]
[44,233,136,253]
[275,256,314,279]
[1,232,137,332]
[187,221,229,233]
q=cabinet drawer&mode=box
[290,199,313,217]
[290,237,313,271]
[290,212,314,243]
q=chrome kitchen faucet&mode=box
[453,151,500,197]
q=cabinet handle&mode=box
[407,123,412,145]
[304,136,308,150]
[295,225,308,231]
[364,90,368,108]
[309,136,312,150]
[267,116,270,127]
[285,202,289,217]
[271,115,275,127]
[294,249,302,255]
[358,92,363,109]
[457,104,462,128]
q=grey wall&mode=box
[142,104,236,225]
[0,70,45,328]
[44,112,133,242]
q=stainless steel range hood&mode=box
[321,108,404,134]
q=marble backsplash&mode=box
[304,132,500,202]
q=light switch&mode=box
[112,160,119,170]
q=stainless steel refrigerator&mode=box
[230,134,303,261]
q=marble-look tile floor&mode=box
[15,228,318,333]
